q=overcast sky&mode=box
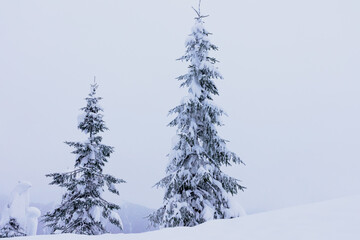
[0,0,359,213]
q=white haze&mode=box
[0,0,359,214]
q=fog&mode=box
[0,0,359,213]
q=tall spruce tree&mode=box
[0,218,26,238]
[149,3,245,228]
[43,82,125,235]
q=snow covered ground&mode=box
[10,194,360,240]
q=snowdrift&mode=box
[12,195,360,240]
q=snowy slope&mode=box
[104,201,156,234]
[0,194,9,209]
[11,195,360,240]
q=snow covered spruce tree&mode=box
[43,82,125,235]
[0,218,26,238]
[149,4,245,228]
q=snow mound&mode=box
[0,181,41,236]
[11,195,360,240]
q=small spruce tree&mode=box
[0,218,26,238]
[43,82,125,235]
[149,3,245,228]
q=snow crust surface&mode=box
[9,195,360,240]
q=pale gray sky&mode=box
[0,0,359,213]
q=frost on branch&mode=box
[43,82,125,235]
[150,4,245,228]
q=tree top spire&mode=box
[89,78,99,97]
[192,0,209,20]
